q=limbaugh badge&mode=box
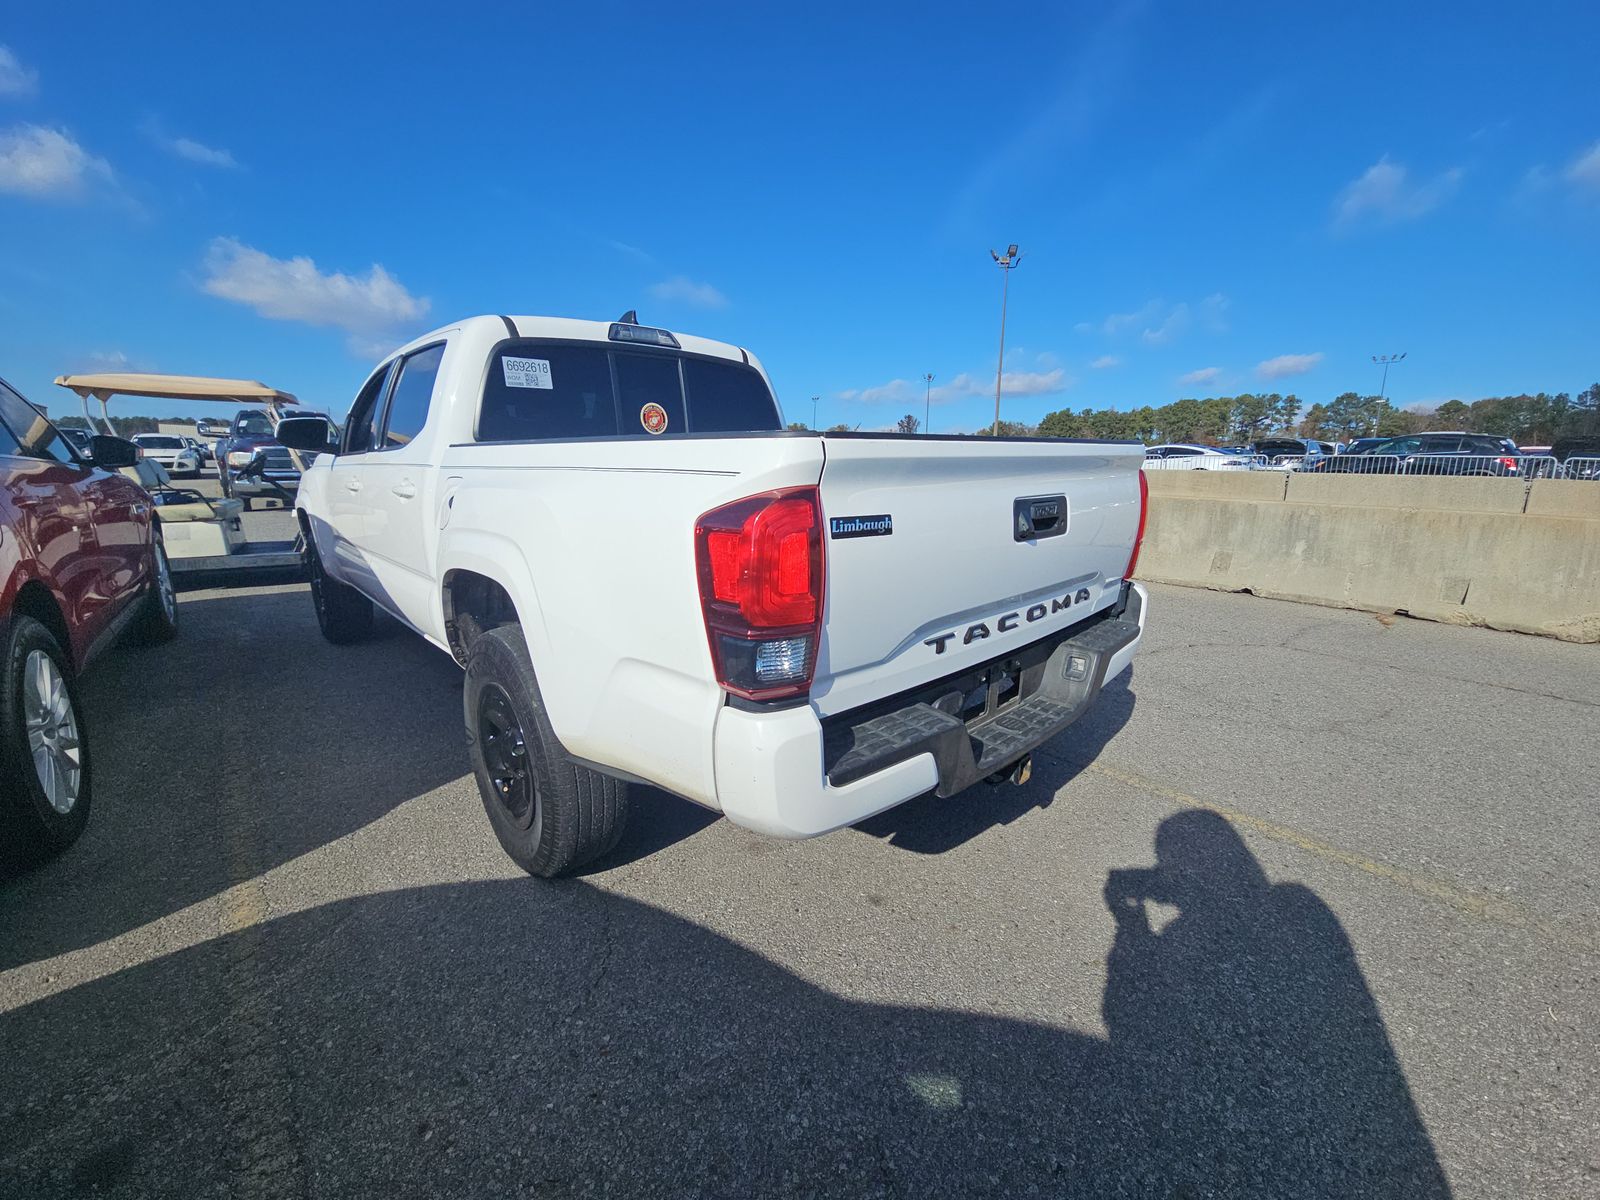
[640,403,668,434]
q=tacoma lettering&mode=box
[923,587,1097,655]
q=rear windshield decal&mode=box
[502,357,553,389]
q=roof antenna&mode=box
[617,309,639,325]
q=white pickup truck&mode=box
[281,314,1149,876]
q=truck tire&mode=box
[131,528,180,645]
[306,536,373,644]
[464,624,629,877]
[0,616,92,863]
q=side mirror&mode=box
[276,417,337,455]
[88,435,140,468]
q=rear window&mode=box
[683,357,782,433]
[477,341,779,442]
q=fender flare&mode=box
[435,528,551,672]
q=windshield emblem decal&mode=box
[640,403,668,434]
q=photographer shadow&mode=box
[1099,809,1450,1197]
[855,670,1136,854]
[0,808,1448,1196]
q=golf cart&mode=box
[53,372,321,586]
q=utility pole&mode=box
[810,395,819,430]
[990,244,1022,436]
[1371,353,1406,439]
[923,373,934,434]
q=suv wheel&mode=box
[306,534,373,644]
[465,625,628,877]
[0,616,92,862]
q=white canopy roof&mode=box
[54,373,298,406]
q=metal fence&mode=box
[1142,452,1599,479]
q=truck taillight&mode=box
[1124,468,1148,581]
[694,487,825,701]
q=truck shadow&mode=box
[0,586,468,971]
[0,808,1449,1198]
[855,671,1136,854]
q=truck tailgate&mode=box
[812,436,1144,716]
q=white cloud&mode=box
[69,349,156,374]
[1257,352,1323,380]
[1142,303,1190,346]
[840,367,1068,407]
[0,46,38,97]
[1334,156,1462,226]
[1090,355,1121,369]
[1179,367,1222,387]
[200,237,430,342]
[648,276,727,309]
[0,124,114,199]
[171,137,237,168]
[1079,294,1227,345]
[140,117,240,168]
[608,239,655,264]
[1564,140,1600,193]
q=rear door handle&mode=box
[392,480,417,500]
[345,479,363,493]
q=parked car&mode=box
[215,408,330,504]
[183,436,214,464]
[131,433,203,478]
[1313,432,1523,476]
[58,427,93,454]
[1551,435,1600,481]
[1339,438,1389,456]
[1144,443,1257,470]
[0,376,178,863]
[1252,437,1336,468]
[281,313,1150,877]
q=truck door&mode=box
[358,342,446,632]
[322,362,393,601]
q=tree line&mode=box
[58,415,199,435]
[968,382,1600,445]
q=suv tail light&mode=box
[694,487,825,701]
[1498,456,1518,473]
[1124,468,1148,581]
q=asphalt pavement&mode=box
[1,559,1596,1198]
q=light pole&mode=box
[990,244,1022,436]
[1370,353,1406,440]
[811,395,819,430]
[923,373,934,434]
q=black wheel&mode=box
[131,527,179,645]
[465,625,628,877]
[305,535,373,644]
[0,616,92,863]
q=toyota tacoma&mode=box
[280,314,1149,876]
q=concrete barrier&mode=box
[1136,470,1600,642]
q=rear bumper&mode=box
[713,581,1147,838]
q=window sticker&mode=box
[502,357,553,389]
[640,402,669,434]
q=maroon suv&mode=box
[0,376,178,863]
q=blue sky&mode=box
[1,2,1596,431]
